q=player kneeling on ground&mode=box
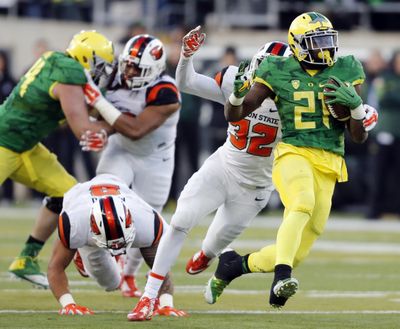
[47,173,186,317]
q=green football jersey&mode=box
[254,55,365,156]
[0,51,87,152]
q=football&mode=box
[323,78,351,122]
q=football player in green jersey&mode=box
[3,30,114,288]
[205,12,378,308]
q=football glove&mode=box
[323,76,363,110]
[83,70,102,106]
[363,104,378,132]
[233,60,252,98]
[80,129,108,152]
[59,303,94,315]
[182,25,206,58]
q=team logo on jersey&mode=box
[291,80,300,90]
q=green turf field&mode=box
[1,208,399,329]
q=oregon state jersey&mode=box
[254,55,365,156]
[215,65,281,187]
[105,74,180,156]
[0,51,86,152]
[58,174,165,250]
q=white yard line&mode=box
[2,286,400,298]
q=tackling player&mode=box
[206,12,379,308]
[82,34,181,298]
[47,173,186,317]
[4,30,114,288]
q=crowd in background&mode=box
[0,18,399,220]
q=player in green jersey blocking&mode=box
[205,12,378,308]
[2,30,114,288]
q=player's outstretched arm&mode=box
[48,240,94,315]
[176,26,225,104]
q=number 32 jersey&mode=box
[215,65,281,187]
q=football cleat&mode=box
[120,275,142,298]
[204,275,229,304]
[186,250,213,275]
[153,305,188,317]
[270,277,299,308]
[8,256,49,289]
[127,296,157,321]
[73,251,89,278]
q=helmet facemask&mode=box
[293,29,338,67]
[118,56,158,90]
[89,54,114,84]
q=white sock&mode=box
[143,226,187,297]
[159,293,173,308]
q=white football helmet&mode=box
[90,196,135,256]
[248,41,291,79]
[118,34,166,89]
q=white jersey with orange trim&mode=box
[96,74,181,211]
[176,57,280,187]
[59,174,166,250]
[104,74,180,156]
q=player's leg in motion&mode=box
[7,144,76,288]
[130,153,227,319]
[189,185,271,274]
[206,154,337,307]
[128,242,187,320]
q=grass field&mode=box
[1,208,400,329]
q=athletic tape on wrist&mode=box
[228,93,244,106]
[351,104,366,120]
[95,97,122,125]
[59,293,75,308]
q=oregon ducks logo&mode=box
[291,80,300,90]
[308,12,328,24]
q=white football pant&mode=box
[151,149,272,278]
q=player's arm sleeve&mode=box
[176,56,226,104]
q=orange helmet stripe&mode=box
[101,197,123,240]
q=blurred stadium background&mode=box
[0,1,400,328]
